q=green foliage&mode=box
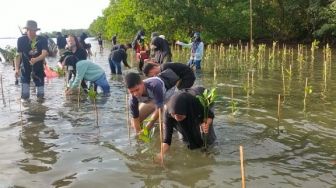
[196,88,218,120]
[88,87,97,100]
[305,85,313,95]
[89,0,336,43]
[55,67,65,77]
[2,45,17,63]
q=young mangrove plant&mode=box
[229,87,238,115]
[138,117,156,158]
[196,88,218,151]
[303,77,313,113]
[88,86,98,127]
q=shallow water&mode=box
[0,39,335,187]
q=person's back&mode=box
[161,62,195,89]
[56,33,67,49]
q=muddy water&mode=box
[0,39,335,187]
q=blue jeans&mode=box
[187,59,201,69]
[109,59,122,74]
[94,73,110,95]
[21,69,44,99]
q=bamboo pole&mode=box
[126,91,130,140]
[240,145,246,188]
[249,0,253,50]
[231,87,234,114]
[1,74,6,106]
[19,97,23,127]
[159,108,164,166]
[277,94,281,134]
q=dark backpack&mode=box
[157,68,180,90]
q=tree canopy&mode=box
[89,0,336,44]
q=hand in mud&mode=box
[65,88,73,95]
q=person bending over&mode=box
[143,62,195,90]
[64,55,110,96]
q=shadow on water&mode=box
[18,102,59,174]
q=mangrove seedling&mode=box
[196,88,218,151]
[88,86,98,127]
[139,117,156,155]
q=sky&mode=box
[0,0,110,38]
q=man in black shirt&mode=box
[143,62,195,90]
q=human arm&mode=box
[155,112,174,162]
[131,117,142,134]
[175,41,192,48]
[30,49,48,65]
[201,117,213,134]
[130,96,141,133]
[69,62,88,89]
[122,51,131,68]
[14,53,21,78]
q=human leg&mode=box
[109,58,116,74]
[112,60,122,74]
[138,101,156,123]
[94,73,110,95]
[20,73,30,99]
[194,60,201,69]
[33,72,45,99]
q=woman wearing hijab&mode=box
[176,32,204,69]
[157,87,217,160]
[150,36,172,64]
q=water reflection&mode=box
[18,103,58,174]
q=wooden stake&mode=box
[240,145,246,188]
[0,74,6,106]
[126,91,130,141]
[159,108,164,166]
[277,94,281,134]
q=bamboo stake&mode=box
[159,108,164,166]
[277,94,281,134]
[249,0,253,50]
[303,77,308,112]
[126,91,130,141]
[231,87,234,114]
[1,74,6,106]
[19,97,23,127]
[240,145,246,188]
[77,86,80,109]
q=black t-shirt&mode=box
[161,62,195,79]
[17,35,48,76]
[56,36,67,49]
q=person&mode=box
[56,32,67,55]
[176,32,204,70]
[59,34,88,89]
[79,32,93,58]
[157,86,217,160]
[64,55,110,96]
[14,20,48,100]
[108,44,131,74]
[150,36,172,64]
[97,33,103,52]
[111,34,117,46]
[143,62,195,90]
[132,30,149,72]
[124,72,175,134]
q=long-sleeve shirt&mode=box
[176,41,204,61]
[163,89,216,149]
[70,60,104,89]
